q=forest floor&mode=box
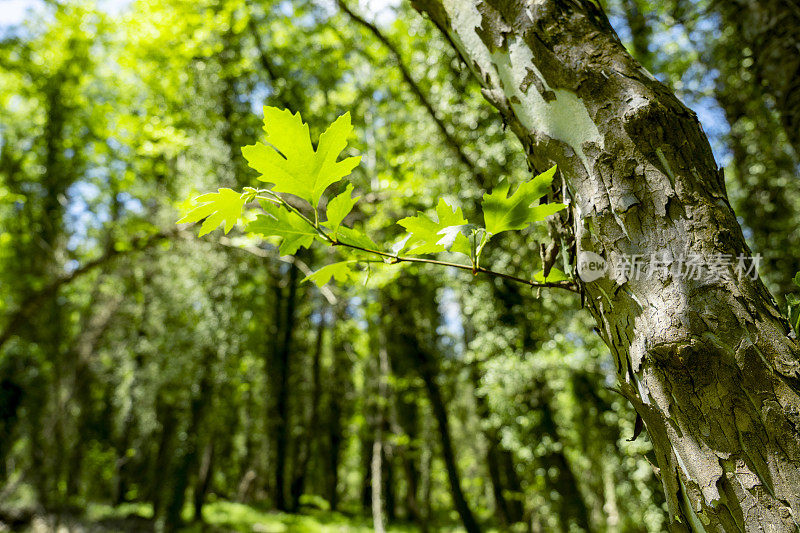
[1,500,468,532]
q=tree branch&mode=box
[337,0,489,188]
[0,229,184,352]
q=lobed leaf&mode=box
[397,198,472,257]
[326,183,359,231]
[241,107,361,209]
[177,188,247,236]
[303,261,358,287]
[481,165,564,237]
[246,201,318,255]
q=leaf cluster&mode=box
[178,107,570,289]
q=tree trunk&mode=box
[406,335,482,533]
[371,345,390,533]
[150,397,178,522]
[290,307,325,509]
[469,362,524,527]
[706,25,800,300]
[389,385,428,531]
[193,440,214,522]
[165,349,215,531]
[326,318,351,511]
[271,262,300,511]
[529,381,590,531]
[412,1,800,530]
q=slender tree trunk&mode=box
[406,335,481,533]
[272,262,300,512]
[290,308,326,509]
[390,390,428,531]
[412,1,800,530]
[371,345,390,533]
[530,383,590,531]
[151,398,178,521]
[712,61,800,300]
[165,349,214,531]
[419,416,433,526]
[326,322,350,511]
[193,440,214,522]
[468,357,524,526]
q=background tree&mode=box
[0,1,797,532]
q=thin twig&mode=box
[332,240,577,292]
[259,192,577,292]
[336,0,488,188]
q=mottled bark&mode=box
[412,0,800,530]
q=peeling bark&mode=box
[412,0,800,530]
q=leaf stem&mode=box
[257,191,334,243]
[332,240,578,292]
[255,189,577,293]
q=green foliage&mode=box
[788,272,800,335]
[397,198,472,257]
[326,183,359,231]
[179,109,568,288]
[246,201,319,255]
[481,165,564,237]
[178,188,250,236]
[1,3,685,530]
[303,261,358,287]
[241,107,361,209]
[534,268,569,283]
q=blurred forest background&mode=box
[0,0,798,531]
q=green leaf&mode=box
[533,267,569,283]
[481,165,564,236]
[178,188,247,236]
[336,225,378,251]
[303,261,357,287]
[326,183,359,231]
[241,107,361,208]
[245,202,317,255]
[397,198,472,257]
[793,271,800,289]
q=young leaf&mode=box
[336,225,378,251]
[245,202,317,255]
[533,267,569,283]
[178,188,247,236]
[326,183,359,231]
[303,261,357,287]
[241,107,361,209]
[481,165,564,236]
[397,198,471,256]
